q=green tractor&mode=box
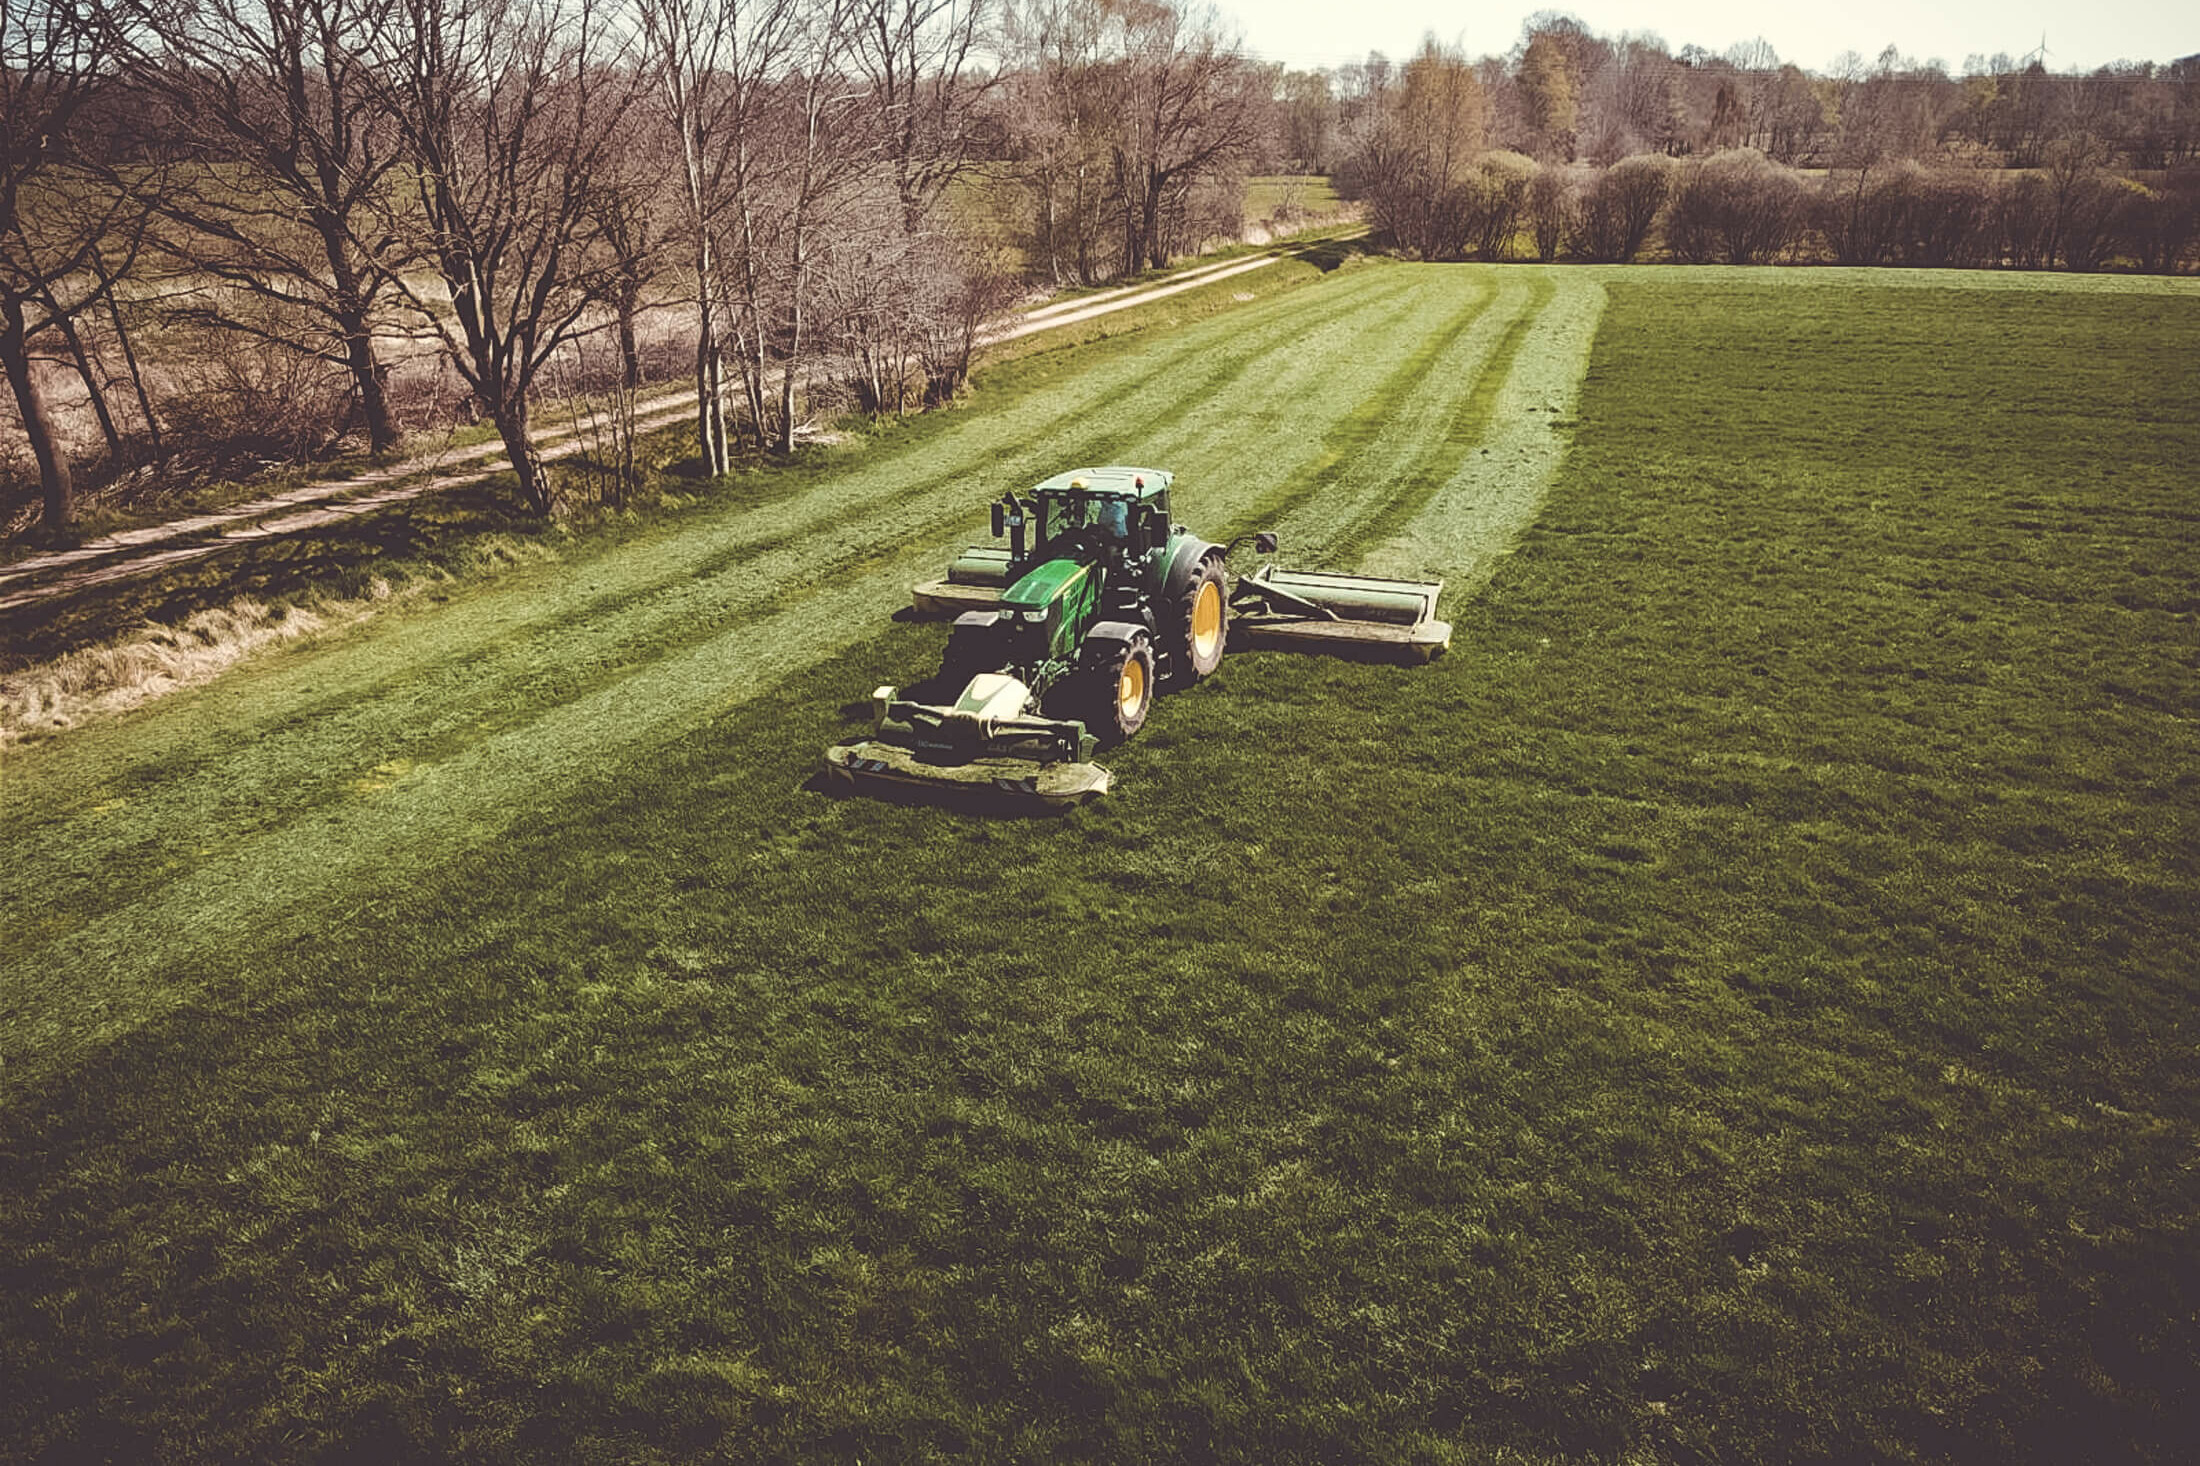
[823,466,1448,808]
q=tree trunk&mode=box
[339,311,397,453]
[494,391,550,515]
[40,298,121,458]
[1,287,75,532]
[617,286,642,391]
[696,309,729,476]
[1144,175,1167,270]
[327,237,397,453]
[95,249,161,461]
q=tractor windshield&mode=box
[1042,493,1133,546]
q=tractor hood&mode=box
[1000,558,1090,616]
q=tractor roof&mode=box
[1031,466,1173,502]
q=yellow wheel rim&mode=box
[1118,656,1147,719]
[1191,579,1223,661]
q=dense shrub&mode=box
[1665,149,1807,264]
[1819,167,1909,265]
[1364,149,1539,262]
[1526,164,1578,261]
[1574,154,1673,262]
[1469,151,1537,260]
[1899,169,1995,268]
[2118,172,2200,273]
[1997,173,2058,267]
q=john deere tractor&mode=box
[823,465,1448,807]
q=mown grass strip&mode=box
[1215,274,1498,544]
[2,267,1444,1043]
[1327,272,1562,565]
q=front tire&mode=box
[1074,631,1155,745]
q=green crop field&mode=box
[3,259,2196,1462]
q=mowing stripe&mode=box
[4,267,1531,1081]
[1259,271,1548,562]
[0,265,1565,1088]
[1207,272,1501,545]
[283,272,1429,716]
[1327,271,1562,565]
[1359,272,1607,594]
[1,271,1436,955]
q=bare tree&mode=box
[1580,33,1681,162]
[1108,1,1259,272]
[638,0,803,475]
[2042,135,2130,269]
[1001,0,1114,283]
[369,0,644,513]
[585,156,676,392]
[852,0,994,228]
[122,0,412,453]
[1347,37,1489,259]
[1,0,127,530]
[724,0,874,454]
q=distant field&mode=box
[1245,174,1346,225]
[2,262,2195,1461]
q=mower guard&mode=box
[1226,565,1451,663]
[822,686,1112,810]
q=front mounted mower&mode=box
[823,466,1450,808]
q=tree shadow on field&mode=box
[1291,236,1377,272]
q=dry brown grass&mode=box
[2,595,359,745]
[1,535,559,745]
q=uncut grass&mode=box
[4,274,2197,1461]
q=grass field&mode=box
[2,260,2196,1461]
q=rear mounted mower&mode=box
[823,466,1450,808]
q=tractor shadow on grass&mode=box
[802,765,1089,819]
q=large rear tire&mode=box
[1174,556,1227,681]
[1074,631,1155,745]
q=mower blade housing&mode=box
[1228,564,1452,663]
[822,678,1112,809]
[911,546,1013,618]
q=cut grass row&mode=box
[0,258,1527,1082]
[3,265,2196,1461]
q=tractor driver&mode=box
[1096,497,1130,541]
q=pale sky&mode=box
[1221,0,2195,74]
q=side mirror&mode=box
[990,500,1005,538]
[1255,531,1278,555]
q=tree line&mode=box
[1316,21,2198,272]
[3,0,1263,533]
[7,2,2196,538]
[1279,18,2199,175]
[1098,15,2200,272]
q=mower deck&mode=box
[823,740,1111,809]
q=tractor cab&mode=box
[995,467,1175,569]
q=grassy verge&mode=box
[1,266,2195,1462]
